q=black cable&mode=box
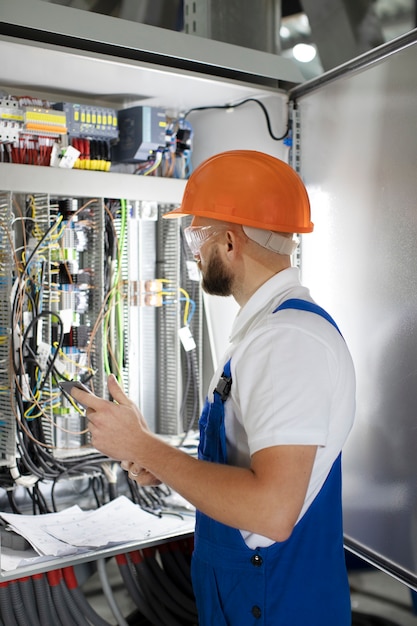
[144,550,198,619]
[130,552,185,626]
[23,219,62,272]
[33,483,52,513]
[12,311,69,481]
[158,546,195,600]
[6,489,22,514]
[20,309,64,393]
[183,97,289,141]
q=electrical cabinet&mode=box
[0,4,296,580]
[1,0,417,594]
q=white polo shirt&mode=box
[208,267,356,548]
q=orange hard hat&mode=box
[163,150,313,233]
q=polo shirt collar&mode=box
[229,267,301,342]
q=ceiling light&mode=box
[292,43,317,63]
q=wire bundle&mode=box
[114,540,197,626]
[0,566,114,626]
[8,194,107,486]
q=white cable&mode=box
[96,559,129,626]
[8,462,38,488]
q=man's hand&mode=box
[71,374,154,464]
[120,460,161,486]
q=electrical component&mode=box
[53,103,118,140]
[0,93,194,176]
[112,105,166,163]
[0,97,67,166]
[53,102,119,171]
[23,106,67,136]
[0,98,23,143]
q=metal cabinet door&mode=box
[292,30,417,587]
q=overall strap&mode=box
[214,358,232,402]
[214,299,342,406]
[273,298,342,336]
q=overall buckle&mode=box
[214,374,232,401]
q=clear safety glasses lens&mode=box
[184,226,222,256]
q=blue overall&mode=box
[191,299,351,626]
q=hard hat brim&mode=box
[162,206,188,219]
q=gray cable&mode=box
[0,584,18,626]
[62,566,112,626]
[8,580,31,626]
[49,584,78,626]
[116,557,158,624]
[96,558,129,626]
[59,579,91,626]
[17,578,41,626]
[32,574,60,626]
[68,586,112,626]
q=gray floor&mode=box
[81,557,417,625]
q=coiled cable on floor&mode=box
[149,549,197,615]
[115,553,159,625]
[158,540,195,599]
[32,573,60,626]
[141,547,198,621]
[129,550,187,626]
[10,577,40,626]
[8,579,32,626]
[97,558,129,626]
[57,569,91,626]
[46,570,78,626]
[0,581,18,626]
[63,566,112,626]
[17,576,40,626]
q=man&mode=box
[75,150,356,625]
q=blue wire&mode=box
[161,296,196,324]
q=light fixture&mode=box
[280,25,291,39]
[292,43,317,63]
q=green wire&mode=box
[103,199,127,382]
[116,199,127,381]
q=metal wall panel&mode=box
[293,34,417,586]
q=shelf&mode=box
[0,163,186,203]
[0,523,194,582]
[0,0,302,109]
[0,0,302,113]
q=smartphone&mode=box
[59,380,92,408]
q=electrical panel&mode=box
[0,187,202,480]
[0,95,193,180]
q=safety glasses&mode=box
[184,225,226,256]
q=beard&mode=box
[201,246,233,297]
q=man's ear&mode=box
[226,230,234,251]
